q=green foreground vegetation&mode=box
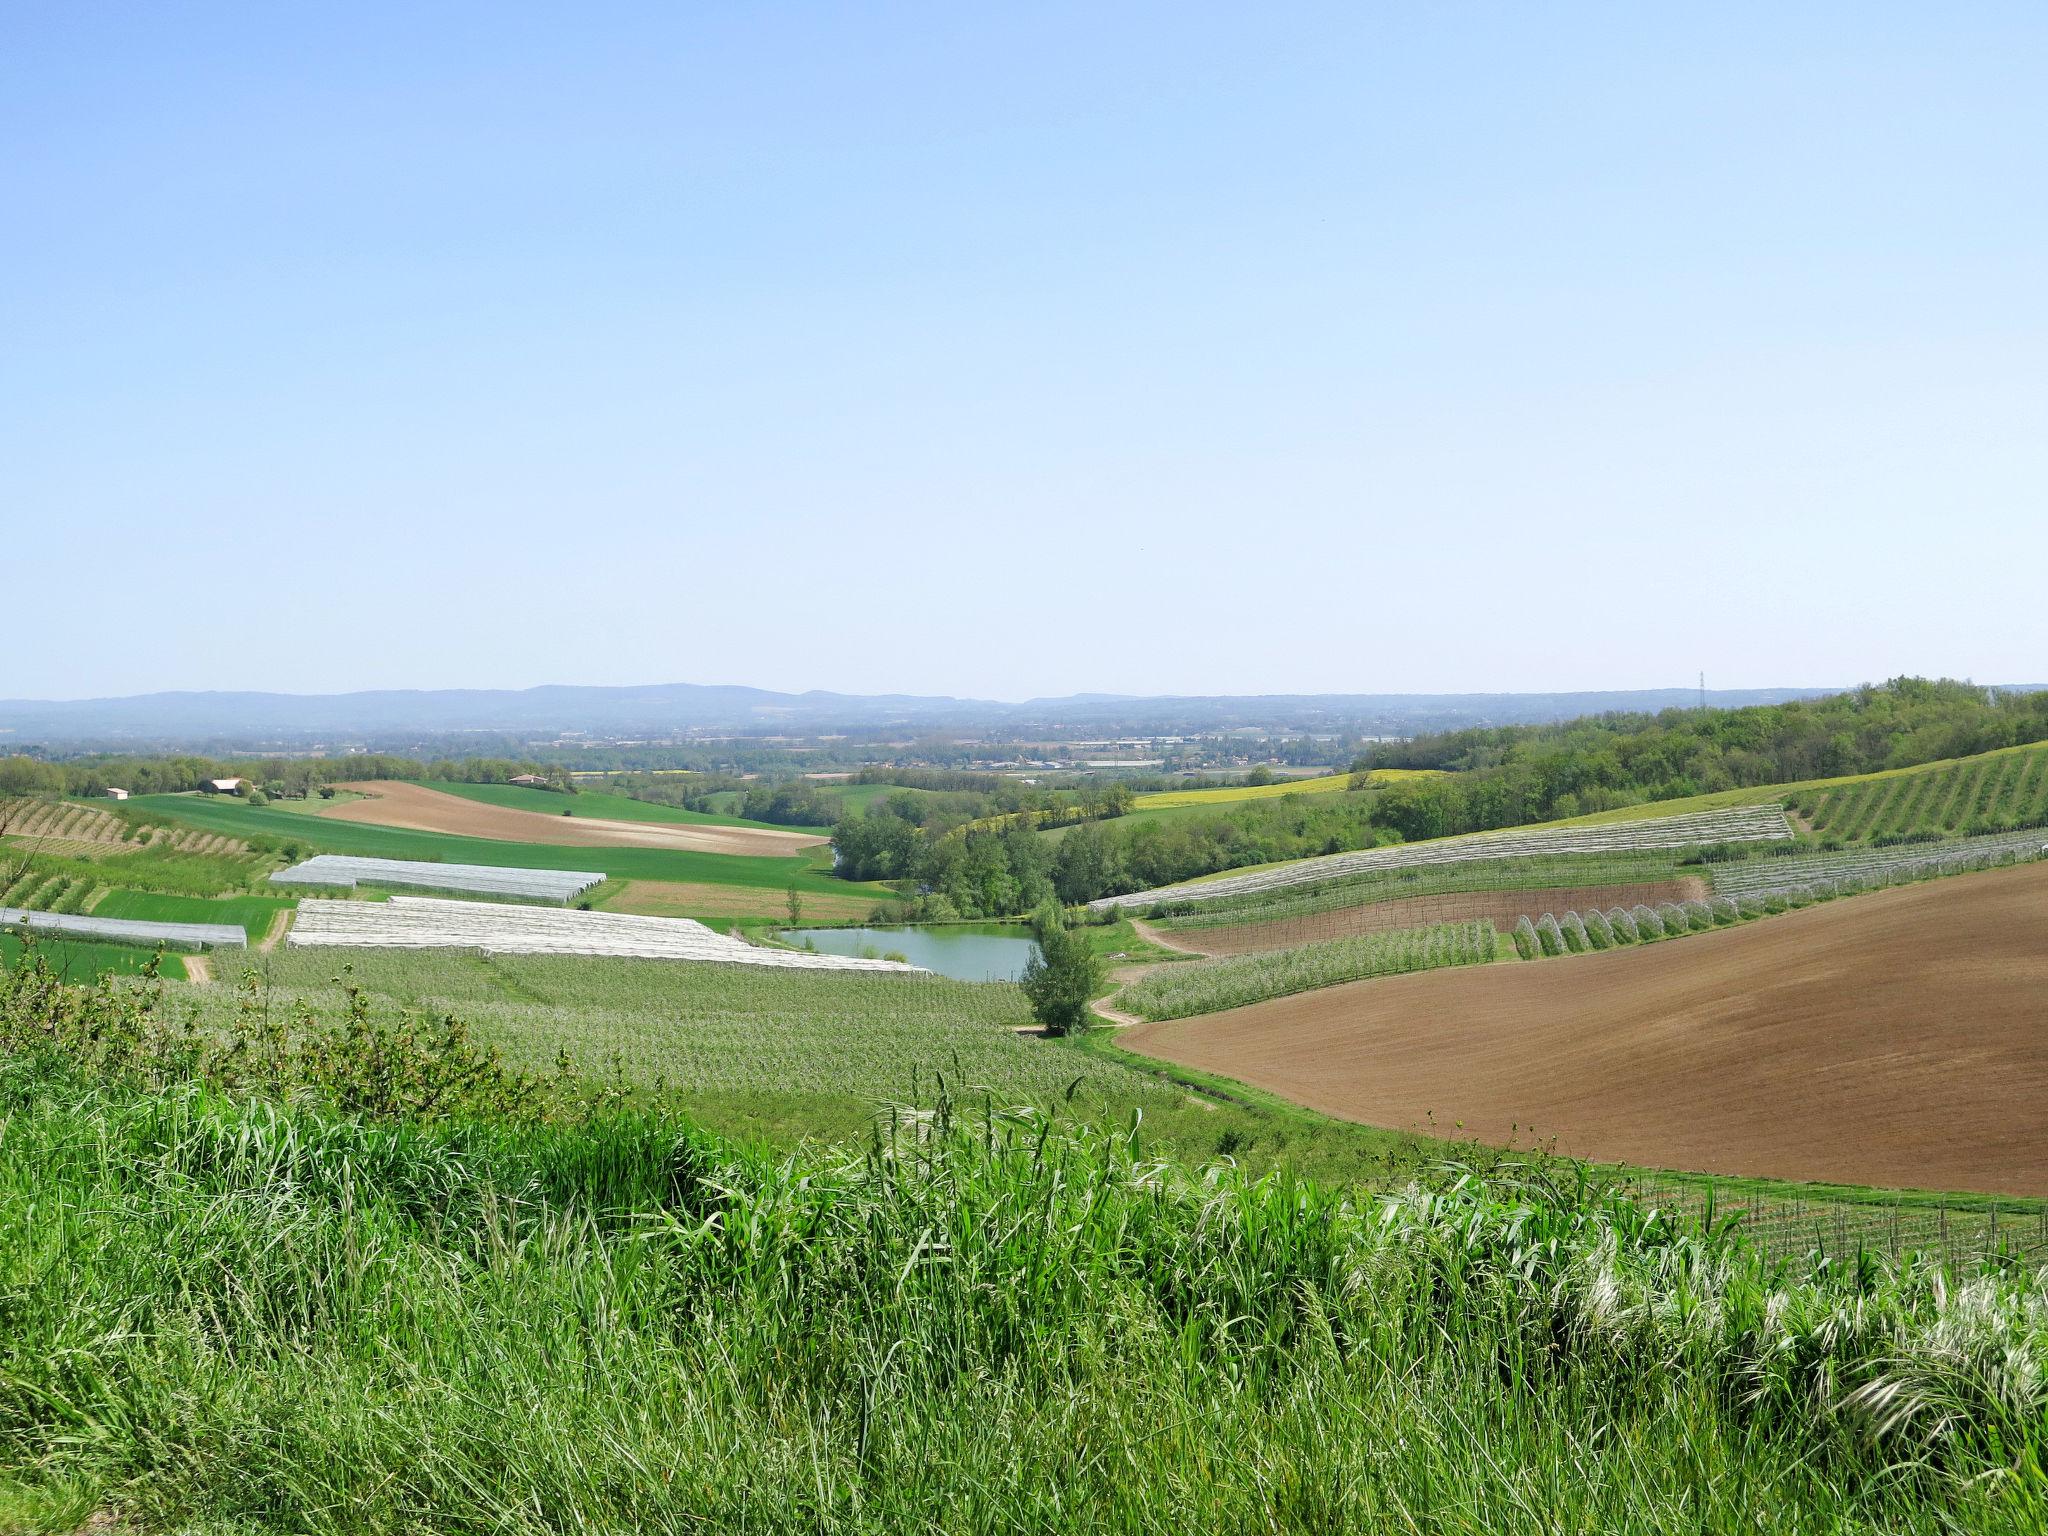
[3,950,2045,1532]
[186,947,1440,1179]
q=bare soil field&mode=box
[1124,860,2048,1196]
[324,782,828,857]
[1149,879,1709,956]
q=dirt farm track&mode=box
[1125,859,2048,1196]
[322,782,827,857]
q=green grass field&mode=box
[89,888,296,941]
[1,931,186,981]
[131,793,883,904]
[428,780,830,834]
[814,781,948,816]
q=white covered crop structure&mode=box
[289,897,925,972]
[270,855,604,904]
[1089,804,1795,912]
[0,908,245,951]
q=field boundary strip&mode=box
[1090,804,1793,912]
[289,896,925,971]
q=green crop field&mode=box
[130,793,882,904]
[89,888,297,941]
[427,780,828,833]
[1,931,186,981]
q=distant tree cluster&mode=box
[833,787,1390,913]
[1357,679,2048,842]
[0,752,569,801]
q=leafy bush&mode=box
[1607,907,1641,943]
[1513,914,1539,960]
[1632,904,1667,939]
[1535,913,1567,957]
[1559,911,1591,954]
[1582,908,1615,950]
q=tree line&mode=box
[1358,678,2048,843]
[0,754,570,801]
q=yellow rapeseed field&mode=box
[1133,768,1441,811]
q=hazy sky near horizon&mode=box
[6,4,2046,703]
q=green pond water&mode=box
[774,924,1038,982]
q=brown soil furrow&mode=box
[1124,860,2048,1196]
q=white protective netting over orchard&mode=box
[0,908,246,950]
[289,897,925,972]
[270,855,605,904]
[1088,804,1793,912]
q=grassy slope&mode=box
[427,780,831,834]
[131,793,881,901]
[209,947,1454,1186]
[815,782,947,816]
[6,1057,2024,1532]
[1542,739,2048,830]
[0,932,186,981]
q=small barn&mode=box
[203,778,248,794]
[104,787,130,800]
[508,774,550,787]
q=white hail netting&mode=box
[1707,827,2048,896]
[0,908,246,950]
[269,855,605,903]
[288,897,926,972]
[1088,804,1795,912]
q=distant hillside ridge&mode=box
[0,681,1863,746]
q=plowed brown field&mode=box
[323,782,827,857]
[1125,859,2048,1196]
[1149,879,1708,955]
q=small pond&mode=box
[773,924,1038,983]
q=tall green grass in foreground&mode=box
[4,948,2045,1530]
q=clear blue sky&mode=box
[6,4,2044,702]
